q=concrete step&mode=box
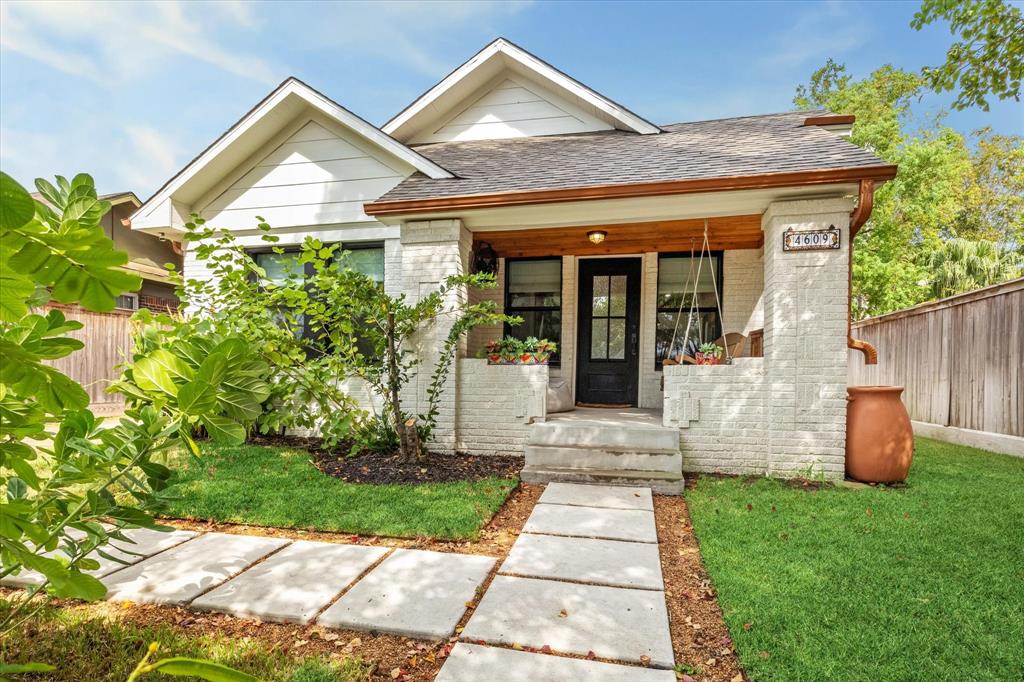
[525,445,682,473]
[528,420,679,452]
[521,466,684,496]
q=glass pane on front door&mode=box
[590,273,629,361]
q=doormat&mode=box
[575,402,633,409]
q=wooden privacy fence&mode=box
[849,278,1023,438]
[44,303,134,416]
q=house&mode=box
[33,191,182,312]
[130,38,897,490]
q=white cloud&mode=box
[763,1,871,68]
[0,0,281,85]
[118,126,180,190]
[308,0,534,76]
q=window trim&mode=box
[503,256,563,366]
[655,251,724,370]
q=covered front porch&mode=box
[386,187,859,484]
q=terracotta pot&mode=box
[487,353,502,364]
[846,386,914,483]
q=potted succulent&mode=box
[533,339,558,364]
[500,336,522,364]
[695,342,724,365]
[520,336,541,364]
[484,340,502,364]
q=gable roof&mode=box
[365,110,897,215]
[383,37,661,143]
[132,78,452,230]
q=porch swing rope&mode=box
[666,219,732,363]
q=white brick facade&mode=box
[661,198,852,479]
[455,360,548,455]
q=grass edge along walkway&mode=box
[686,437,1024,681]
[158,443,517,541]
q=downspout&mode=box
[848,180,878,364]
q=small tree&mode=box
[176,218,516,461]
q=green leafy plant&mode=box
[110,309,272,452]
[0,172,179,635]
[927,238,1023,298]
[912,0,1024,111]
[175,218,514,462]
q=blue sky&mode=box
[1,0,1021,198]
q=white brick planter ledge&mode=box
[4,483,676,679]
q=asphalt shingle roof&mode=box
[375,110,890,203]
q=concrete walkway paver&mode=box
[435,643,677,681]
[318,549,494,640]
[539,482,654,511]
[192,541,388,624]
[522,503,658,543]
[462,574,674,668]
[102,532,288,606]
[499,533,664,590]
[0,527,197,588]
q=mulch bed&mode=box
[655,494,746,682]
[247,433,523,484]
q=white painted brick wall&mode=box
[397,220,473,453]
[723,248,765,349]
[456,359,547,455]
[661,199,851,480]
[663,359,768,473]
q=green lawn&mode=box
[156,443,517,540]
[0,597,369,681]
[686,437,1024,681]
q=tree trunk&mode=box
[386,311,417,462]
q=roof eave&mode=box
[363,165,899,217]
[383,37,660,140]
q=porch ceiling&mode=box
[474,214,763,257]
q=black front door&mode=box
[576,258,641,405]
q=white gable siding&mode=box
[412,77,613,144]
[197,120,408,230]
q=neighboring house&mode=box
[131,38,897,487]
[33,191,183,312]
[37,191,183,415]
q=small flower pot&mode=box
[519,353,536,365]
[533,352,550,365]
[695,353,721,365]
[501,353,518,365]
[487,353,502,364]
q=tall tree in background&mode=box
[927,238,1023,299]
[795,59,1023,317]
[912,0,1024,111]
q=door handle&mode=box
[631,330,638,355]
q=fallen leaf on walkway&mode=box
[390,668,402,679]
[349,637,361,647]
[541,645,553,654]
[586,651,596,660]
[323,632,339,642]
[512,642,524,651]
[743,622,752,631]
[558,609,568,618]
[640,655,651,666]
[681,675,695,682]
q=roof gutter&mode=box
[848,179,878,364]
[363,164,899,217]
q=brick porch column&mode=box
[399,219,473,453]
[761,198,854,479]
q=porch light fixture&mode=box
[587,230,607,244]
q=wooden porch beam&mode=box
[474,214,764,258]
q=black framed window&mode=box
[250,242,385,343]
[655,253,722,368]
[504,257,562,364]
